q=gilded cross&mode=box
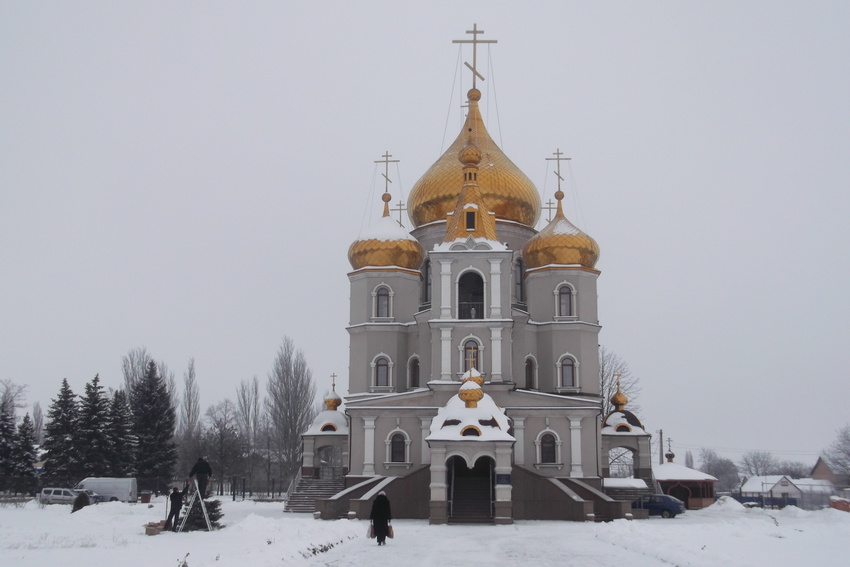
[542,199,556,222]
[452,23,497,89]
[545,148,571,191]
[374,151,399,194]
[390,199,407,228]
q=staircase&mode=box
[449,476,493,524]
[603,473,658,504]
[284,478,345,513]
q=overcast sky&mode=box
[2,2,848,466]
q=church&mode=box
[295,26,653,524]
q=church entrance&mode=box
[317,446,343,479]
[447,455,495,523]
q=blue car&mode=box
[632,494,686,518]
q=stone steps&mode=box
[284,478,346,513]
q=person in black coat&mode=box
[369,491,392,545]
[188,457,213,499]
[166,484,187,532]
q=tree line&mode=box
[0,337,316,495]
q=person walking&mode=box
[166,484,187,532]
[188,457,213,499]
[369,491,392,546]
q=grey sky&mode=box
[2,2,848,465]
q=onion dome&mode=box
[324,389,342,412]
[458,380,484,408]
[522,189,600,269]
[460,366,484,387]
[443,138,499,242]
[610,377,628,411]
[407,88,541,228]
[348,192,424,270]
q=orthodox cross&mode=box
[465,347,476,373]
[667,437,673,452]
[390,199,407,228]
[374,151,399,194]
[542,198,557,222]
[330,373,337,391]
[545,148,571,192]
[452,23,497,89]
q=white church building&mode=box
[295,26,652,524]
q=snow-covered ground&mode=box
[1,496,846,567]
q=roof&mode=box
[653,461,717,481]
[304,409,349,435]
[426,391,514,442]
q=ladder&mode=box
[177,478,213,532]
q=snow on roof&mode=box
[653,461,717,481]
[793,478,835,494]
[602,477,648,489]
[432,237,508,252]
[426,391,514,442]
[740,475,793,493]
[304,409,349,435]
[357,214,418,242]
[600,411,647,435]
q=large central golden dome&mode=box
[407,88,541,228]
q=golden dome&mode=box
[523,190,600,269]
[458,380,484,408]
[348,193,424,271]
[407,88,541,228]
[610,378,628,411]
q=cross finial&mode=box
[330,373,337,391]
[545,148,571,191]
[452,23,497,89]
[374,151,400,195]
[390,199,407,228]
[542,198,557,221]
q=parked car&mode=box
[632,494,686,518]
[39,487,78,505]
[79,489,104,503]
[73,477,137,502]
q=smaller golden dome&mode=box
[610,381,628,412]
[458,381,484,408]
[523,190,600,269]
[348,192,424,271]
[325,390,342,412]
[458,141,482,166]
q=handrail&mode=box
[285,469,302,501]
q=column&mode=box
[440,260,453,319]
[569,416,583,477]
[512,416,525,465]
[429,446,448,524]
[489,259,502,318]
[489,326,503,382]
[494,445,514,524]
[420,417,432,463]
[440,327,452,380]
[363,416,377,476]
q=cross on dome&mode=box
[374,151,399,195]
[545,148,571,192]
[452,23,497,89]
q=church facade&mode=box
[302,28,640,524]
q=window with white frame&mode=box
[524,357,536,389]
[462,339,480,372]
[409,358,420,388]
[372,285,392,319]
[556,284,574,317]
[385,429,411,466]
[372,355,392,388]
[557,355,578,389]
[534,429,562,468]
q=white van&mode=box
[73,478,138,502]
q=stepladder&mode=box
[177,478,213,532]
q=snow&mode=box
[653,461,718,481]
[426,391,514,442]
[356,214,417,242]
[603,478,648,489]
[2,496,847,567]
[304,410,349,435]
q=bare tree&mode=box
[158,359,178,414]
[739,450,778,477]
[177,357,202,475]
[265,337,316,485]
[31,401,44,444]
[685,450,695,468]
[1,379,27,416]
[236,376,262,450]
[823,425,850,476]
[699,448,740,492]
[204,399,243,487]
[774,460,811,478]
[599,346,641,417]
[122,347,152,393]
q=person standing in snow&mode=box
[166,484,188,531]
[188,457,213,499]
[369,491,392,546]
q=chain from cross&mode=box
[545,148,571,191]
[452,23,497,89]
[374,151,399,195]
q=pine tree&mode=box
[106,390,136,476]
[43,379,82,480]
[181,497,224,531]
[130,361,177,490]
[11,413,37,477]
[77,374,111,476]
[0,402,16,477]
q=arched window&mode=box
[376,287,390,318]
[458,271,484,319]
[560,357,576,388]
[422,260,431,304]
[390,433,406,462]
[558,286,572,317]
[409,358,420,388]
[321,424,337,432]
[463,340,479,372]
[515,259,526,304]
[541,433,557,463]
[524,358,533,388]
[375,357,390,387]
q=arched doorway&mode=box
[607,447,635,478]
[447,455,494,523]
[317,445,343,479]
[458,272,484,319]
[668,484,691,508]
